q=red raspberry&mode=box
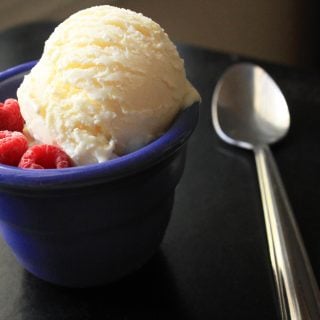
[19,144,73,169]
[0,130,28,166]
[0,99,25,132]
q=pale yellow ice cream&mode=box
[17,5,200,165]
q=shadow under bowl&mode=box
[0,62,199,287]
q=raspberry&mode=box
[0,130,28,166]
[19,144,73,169]
[0,99,25,132]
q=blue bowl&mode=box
[0,62,199,287]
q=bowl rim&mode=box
[0,61,199,190]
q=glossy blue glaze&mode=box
[0,62,199,287]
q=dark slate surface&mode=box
[1,22,320,320]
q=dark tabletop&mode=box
[1,22,320,320]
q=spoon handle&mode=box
[254,145,320,320]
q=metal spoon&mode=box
[211,63,320,320]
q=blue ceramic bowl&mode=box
[0,62,199,287]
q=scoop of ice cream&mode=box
[17,5,200,165]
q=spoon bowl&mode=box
[212,63,290,149]
[212,63,320,320]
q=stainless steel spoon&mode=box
[211,63,320,320]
